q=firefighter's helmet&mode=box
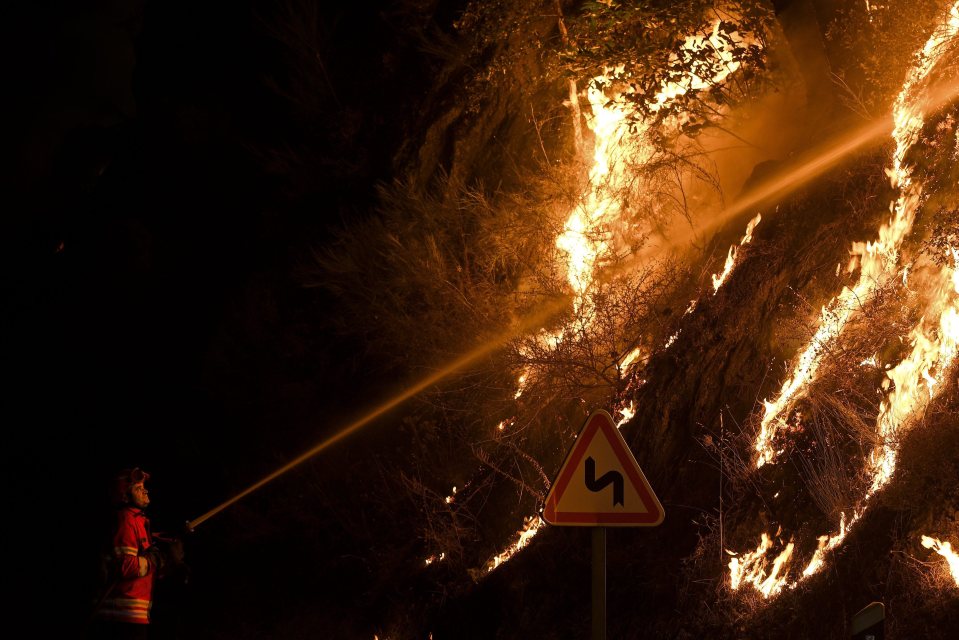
[111,467,150,505]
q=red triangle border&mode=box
[543,411,664,526]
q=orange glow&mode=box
[488,18,754,575]
[728,531,795,598]
[731,1,959,597]
[922,535,959,585]
[712,213,762,292]
[616,402,636,428]
[186,295,570,531]
[485,516,544,573]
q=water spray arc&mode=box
[186,296,570,531]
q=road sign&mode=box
[543,410,664,526]
[851,602,884,640]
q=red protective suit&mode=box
[98,505,155,624]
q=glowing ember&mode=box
[514,372,529,399]
[664,331,680,349]
[922,535,959,585]
[616,402,636,428]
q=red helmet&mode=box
[111,467,150,505]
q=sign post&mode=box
[592,527,606,640]
[543,410,664,640]
[851,602,884,640]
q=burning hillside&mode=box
[311,1,959,637]
[14,0,959,638]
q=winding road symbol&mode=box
[543,410,664,527]
[585,457,624,507]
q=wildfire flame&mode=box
[728,531,795,598]
[484,17,755,575]
[922,535,959,585]
[485,516,544,573]
[731,2,959,597]
[556,19,750,310]
[554,71,652,312]
[649,20,745,113]
[712,213,762,292]
[619,347,644,372]
[616,402,636,428]
[754,1,959,469]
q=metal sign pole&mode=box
[543,411,664,638]
[592,526,606,640]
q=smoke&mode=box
[682,5,842,250]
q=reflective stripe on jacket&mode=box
[99,506,154,624]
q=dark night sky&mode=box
[4,1,434,635]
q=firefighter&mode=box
[89,467,164,640]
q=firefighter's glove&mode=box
[144,545,165,575]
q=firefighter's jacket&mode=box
[99,505,155,624]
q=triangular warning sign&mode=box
[543,410,664,527]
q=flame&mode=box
[514,372,529,399]
[728,532,795,598]
[619,347,643,371]
[712,213,762,292]
[554,72,652,311]
[922,535,959,585]
[616,402,636,428]
[489,17,757,575]
[731,2,959,597]
[649,20,744,113]
[754,2,959,468]
[485,516,544,573]
[800,510,861,578]
[556,20,750,311]
[864,254,959,500]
